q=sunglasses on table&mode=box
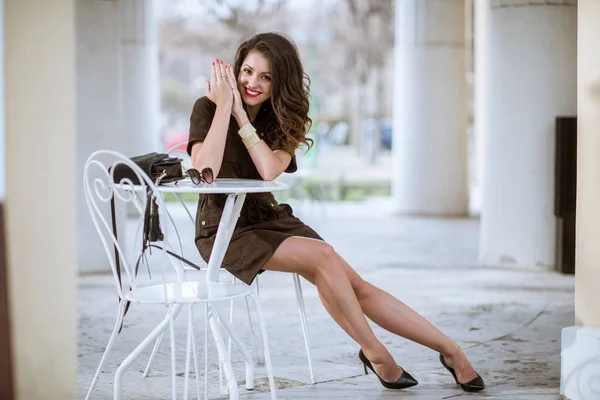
[179,166,214,185]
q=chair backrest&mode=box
[83,150,186,300]
[166,141,189,155]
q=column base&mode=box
[561,325,600,399]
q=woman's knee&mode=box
[351,277,375,301]
[317,242,341,263]
[313,243,344,274]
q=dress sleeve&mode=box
[270,137,298,174]
[186,97,216,156]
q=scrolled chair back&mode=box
[83,150,186,302]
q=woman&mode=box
[187,32,484,392]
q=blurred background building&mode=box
[0,0,598,399]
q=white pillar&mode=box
[472,0,490,215]
[561,1,600,398]
[5,0,77,398]
[0,0,5,201]
[76,0,160,273]
[119,0,160,154]
[76,0,122,273]
[392,0,469,216]
[479,0,577,268]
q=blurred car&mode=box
[162,126,188,152]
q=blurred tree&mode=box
[326,0,395,154]
[158,0,288,120]
[157,0,395,161]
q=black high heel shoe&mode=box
[439,354,485,392]
[358,349,418,390]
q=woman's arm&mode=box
[232,111,292,181]
[245,141,292,181]
[226,65,293,181]
[190,105,230,177]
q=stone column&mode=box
[5,0,77,397]
[76,0,122,273]
[479,0,577,268]
[77,0,160,273]
[472,0,490,215]
[119,0,160,154]
[561,1,600,398]
[392,0,469,216]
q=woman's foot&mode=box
[359,349,418,389]
[362,348,403,382]
[440,345,478,384]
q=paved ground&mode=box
[78,199,573,399]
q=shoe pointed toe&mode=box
[359,349,418,390]
[461,375,485,392]
[439,353,485,392]
[393,370,418,388]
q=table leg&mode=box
[208,304,239,399]
[212,301,255,390]
[204,193,248,397]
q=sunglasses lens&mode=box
[187,168,201,185]
[201,167,214,184]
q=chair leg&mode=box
[184,305,193,400]
[85,300,126,400]
[250,292,277,400]
[208,305,239,399]
[293,273,317,384]
[114,304,183,400]
[169,306,177,400]
[245,296,264,364]
[227,275,235,368]
[204,304,209,400]
[188,306,201,400]
[143,332,164,378]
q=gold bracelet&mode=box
[238,123,257,138]
[241,131,261,148]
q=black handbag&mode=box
[112,152,184,185]
[110,151,184,247]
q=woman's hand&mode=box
[225,64,246,119]
[205,59,233,110]
[225,63,250,127]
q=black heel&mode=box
[439,354,485,392]
[358,349,418,390]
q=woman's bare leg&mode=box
[262,237,403,382]
[304,271,478,384]
[266,237,479,384]
[325,249,479,384]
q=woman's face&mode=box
[237,50,272,108]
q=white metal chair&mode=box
[83,150,276,400]
[153,142,317,384]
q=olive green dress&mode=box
[187,96,322,285]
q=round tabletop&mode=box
[155,178,289,194]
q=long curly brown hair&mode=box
[233,32,313,154]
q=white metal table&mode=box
[158,178,289,398]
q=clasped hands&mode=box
[206,59,245,119]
